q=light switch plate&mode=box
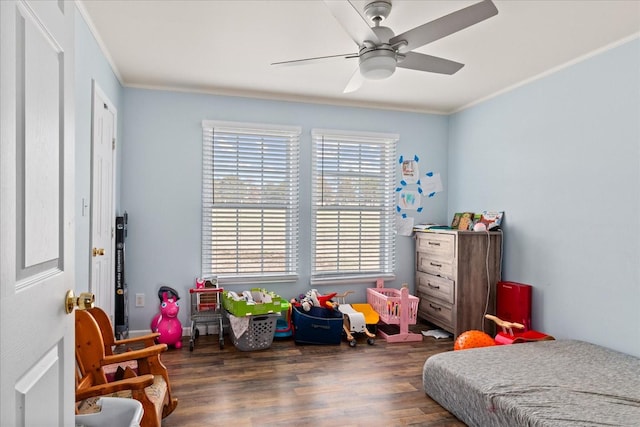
[135,293,145,307]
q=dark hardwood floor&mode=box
[158,320,465,427]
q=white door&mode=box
[0,1,76,426]
[90,82,116,322]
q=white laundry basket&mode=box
[75,397,143,427]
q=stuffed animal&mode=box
[150,286,183,349]
[295,289,338,311]
[299,293,314,311]
[316,292,337,310]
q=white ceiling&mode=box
[78,0,640,114]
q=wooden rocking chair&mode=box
[87,306,159,354]
[75,309,176,427]
[85,306,177,414]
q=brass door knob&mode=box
[92,247,105,257]
[64,290,95,314]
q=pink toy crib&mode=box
[367,282,422,342]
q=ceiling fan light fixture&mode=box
[275,0,499,90]
[359,49,396,80]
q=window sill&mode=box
[310,273,396,287]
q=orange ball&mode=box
[454,330,495,351]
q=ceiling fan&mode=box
[272,0,498,92]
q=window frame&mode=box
[201,120,301,285]
[310,128,398,285]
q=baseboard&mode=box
[129,324,224,338]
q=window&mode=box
[202,121,301,284]
[311,129,398,284]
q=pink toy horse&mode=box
[150,288,183,349]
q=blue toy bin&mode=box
[292,305,343,345]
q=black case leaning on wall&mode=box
[115,212,129,339]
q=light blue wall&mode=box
[73,9,640,356]
[121,89,449,332]
[74,5,124,293]
[448,38,640,356]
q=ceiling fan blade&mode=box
[397,52,464,75]
[389,0,498,52]
[323,0,380,46]
[271,53,358,67]
[343,67,364,93]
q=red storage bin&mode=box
[496,281,532,331]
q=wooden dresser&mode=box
[415,230,502,337]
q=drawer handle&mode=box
[430,262,442,268]
[429,303,442,311]
[427,283,440,289]
[428,242,441,246]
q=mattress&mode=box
[423,339,640,426]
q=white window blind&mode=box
[311,129,398,284]
[202,120,301,284]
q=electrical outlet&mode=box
[135,293,145,307]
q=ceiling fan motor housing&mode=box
[359,24,397,80]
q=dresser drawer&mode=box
[419,299,454,328]
[416,271,454,304]
[416,233,454,260]
[417,253,454,278]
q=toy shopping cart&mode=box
[189,278,224,351]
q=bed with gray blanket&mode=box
[422,339,640,426]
